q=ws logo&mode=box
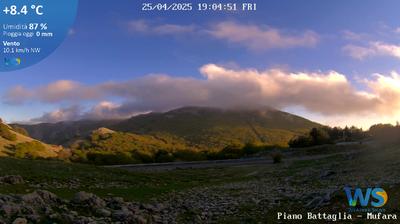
[344,187,388,207]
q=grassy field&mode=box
[0,157,258,202]
[0,142,399,223]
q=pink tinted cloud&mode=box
[7,64,400,123]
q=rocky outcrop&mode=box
[0,191,152,224]
[0,175,24,185]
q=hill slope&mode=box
[18,120,120,146]
[0,120,60,158]
[19,107,320,149]
[70,127,194,164]
[112,107,320,148]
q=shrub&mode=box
[289,127,333,148]
[369,124,400,143]
[289,125,367,148]
[288,135,313,148]
[173,150,207,161]
[132,150,154,163]
[154,150,175,163]
[13,141,46,159]
[0,123,17,141]
[271,152,283,164]
[70,150,87,163]
[58,149,73,160]
[242,143,261,155]
[86,152,136,165]
[214,144,244,159]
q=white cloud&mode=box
[364,71,400,112]
[127,20,195,35]
[4,80,101,104]
[343,42,400,60]
[30,102,147,123]
[342,30,367,41]
[126,20,319,51]
[6,64,400,124]
[371,42,400,58]
[84,101,131,120]
[206,21,319,50]
[30,105,82,123]
[342,45,376,60]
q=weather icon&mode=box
[4,57,21,66]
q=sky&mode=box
[1,0,400,129]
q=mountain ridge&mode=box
[17,106,321,148]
